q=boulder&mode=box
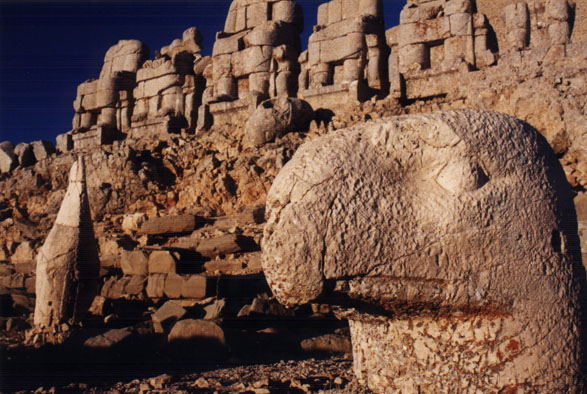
[0,141,17,173]
[31,140,56,161]
[262,110,586,393]
[120,250,148,276]
[300,333,352,354]
[148,250,177,274]
[84,327,133,348]
[245,97,314,146]
[152,300,186,334]
[14,143,36,167]
[167,319,225,345]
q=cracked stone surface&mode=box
[33,157,100,331]
[262,110,586,393]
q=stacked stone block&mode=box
[298,0,388,104]
[503,0,574,51]
[130,28,210,136]
[203,0,303,126]
[63,40,150,151]
[386,0,497,100]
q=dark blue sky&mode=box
[0,1,402,145]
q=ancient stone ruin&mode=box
[298,0,389,107]
[262,110,585,392]
[0,0,585,391]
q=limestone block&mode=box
[139,215,197,235]
[275,71,295,96]
[125,275,145,295]
[397,17,451,47]
[244,21,298,47]
[546,0,569,22]
[152,300,186,334]
[328,0,342,24]
[504,2,529,30]
[213,33,245,57]
[311,63,333,87]
[308,41,320,66]
[160,87,185,116]
[149,251,178,274]
[146,274,165,299]
[181,275,207,299]
[136,60,177,83]
[55,134,73,154]
[196,104,212,132]
[474,34,496,68]
[298,65,309,91]
[249,72,271,95]
[34,158,99,330]
[216,77,238,100]
[164,273,183,299]
[168,319,225,345]
[320,32,365,63]
[359,0,382,18]
[14,142,36,166]
[386,26,400,47]
[11,241,35,263]
[0,142,17,173]
[400,2,443,24]
[398,43,429,73]
[182,27,203,53]
[367,56,382,89]
[120,250,148,276]
[310,19,365,43]
[31,140,56,161]
[317,3,329,25]
[444,35,475,66]
[212,54,232,81]
[225,6,237,33]
[194,56,212,76]
[142,74,184,98]
[344,58,362,82]
[450,13,473,36]
[273,0,300,26]
[262,110,586,393]
[80,112,95,129]
[95,89,118,109]
[507,28,529,50]
[98,107,117,128]
[100,39,149,79]
[245,97,313,146]
[77,79,99,96]
[235,5,247,32]
[232,45,272,77]
[247,2,270,28]
[444,0,472,16]
[549,21,571,45]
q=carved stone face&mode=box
[262,110,585,392]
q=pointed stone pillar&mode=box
[34,157,99,330]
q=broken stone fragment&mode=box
[31,140,56,162]
[120,250,148,276]
[245,97,313,146]
[167,319,225,346]
[34,157,100,331]
[14,143,36,167]
[152,300,186,334]
[0,141,17,174]
[262,110,586,393]
[138,215,198,235]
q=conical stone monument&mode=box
[34,157,100,333]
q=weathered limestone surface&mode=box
[262,110,585,393]
[34,157,100,332]
[299,0,389,106]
